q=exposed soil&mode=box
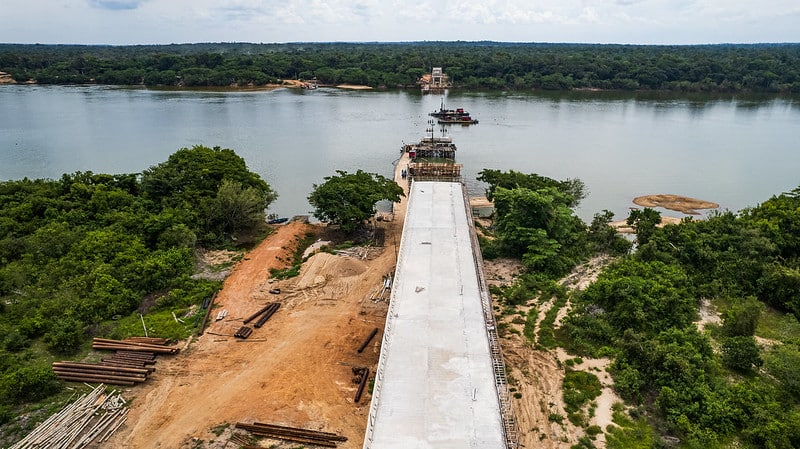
[100,152,612,449]
[491,255,622,449]
[103,156,413,449]
[102,219,400,449]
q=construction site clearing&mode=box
[18,135,643,449]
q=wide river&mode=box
[2,85,799,222]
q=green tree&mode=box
[44,316,85,355]
[205,180,271,241]
[721,296,763,337]
[308,169,403,233]
[140,145,276,209]
[627,208,661,246]
[721,336,763,372]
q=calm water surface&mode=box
[2,85,799,222]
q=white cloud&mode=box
[0,0,798,44]
[89,0,145,10]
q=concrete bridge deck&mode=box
[363,181,516,449]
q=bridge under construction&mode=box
[363,181,518,449]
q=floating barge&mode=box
[437,115,478,125]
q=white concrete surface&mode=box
[364,181,506,449]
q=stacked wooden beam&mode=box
[52,362,151,386]
[53,337,176,385]
[92,337,179,354]
[235,422,347,448]
[101,350,157,370]
[9,384,128,449]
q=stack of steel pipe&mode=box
[92,337,179,354]
[235,422,347,447]
[253,303,281,328]
[243,303,274,324]
[234,326,253,339]
[52,362,150,386]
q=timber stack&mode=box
[52,337,177,385]
[235,421,347,448]
[9,384,128,449]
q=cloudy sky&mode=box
[2,0,798,45]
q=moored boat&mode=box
[437,115,478,125]
[429,99,471,118]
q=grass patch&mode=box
[563,369,602,415]
[756,306,800,344]
[538,294,568,349]
[269,231,318,280]
[523,307,538,344]
[605,406,657,449]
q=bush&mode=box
[0,365,61,404]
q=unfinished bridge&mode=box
[363,181,518,449]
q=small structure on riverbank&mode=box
[419,67,451,93]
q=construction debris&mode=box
[9,384,128,449]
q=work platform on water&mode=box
[363,181,517,449]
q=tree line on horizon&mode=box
[1,41,799,92]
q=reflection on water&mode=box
[1,85,798,222]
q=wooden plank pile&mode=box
[52,337,177,385]
[235,421,347,448]
[92,337,179,354]
[9,384,128,449]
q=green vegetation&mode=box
[1,42,799,92]
[308,169,404,234]
[481,168,800,447]
[563,369,602,426]
[0,145,275,443]
[269,231,319,280]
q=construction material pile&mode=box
[234,302,281,339]
[9,384,128,449]
[52,337,178,385]
[235,421,347,448]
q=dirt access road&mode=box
[104,220,400,449]
[106,155,412,449]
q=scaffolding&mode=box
[408,161,462,182]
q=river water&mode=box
[1,85,799,222]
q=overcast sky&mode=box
[2,0,799,45]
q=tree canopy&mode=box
[1,42,799,92]
[307,169,403,233]
[0,145,274,415]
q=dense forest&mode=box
[0,146,276,441]
[1,42,800,92]
[478,170,800,448]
